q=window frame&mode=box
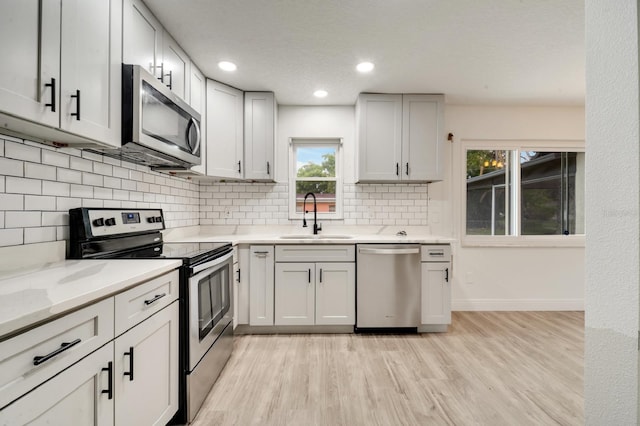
[288,137,343,220]
[461,140,585,247]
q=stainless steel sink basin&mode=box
[278,234,353,240]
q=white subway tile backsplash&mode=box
[56,197,82,211]
[93,162,113,176]
[24,227,57,244]
[0,229,23,247]
[25,163,57,181]
[0,157,24,177]
[70,184,93,199]
[42,211,68,226]
[25,195,56,211]
[69,156,93,172]
[58,168,83,184]
[82,172,103,187]
[0,194,23,210]
[103,176,121,189]
[42,181,70,197]
[42,150,70,168]
[6,177,41,195]
[5,141,40,163]
[6,211,41,227]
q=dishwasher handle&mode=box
[359,247,420,255]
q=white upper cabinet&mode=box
[189,65,207,175]
[0,0,121,148]
[161,33,190,100]
[0,0,60,128]
[123,0,190,101]
[356,94,403,181]
[244,92,276,181]
[206,80,244,179]
[402,95,445,181]
[356,93,444,182]
[123,0,162,77]
[60,0,122,146]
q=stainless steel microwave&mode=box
[90,64,201,169]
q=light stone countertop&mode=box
[163,225,454,245]
[0,258,182,340]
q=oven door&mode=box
[188,251,233,370]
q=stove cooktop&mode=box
[159,242,232,264]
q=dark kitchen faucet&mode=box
[302,192,322,234]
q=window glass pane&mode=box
[466,150,512,235]
[295,181,336,213]
[520,151,585,235]
[296,146,336,178]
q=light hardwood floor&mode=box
[193,311,583,426]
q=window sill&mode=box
[461,235,585,248]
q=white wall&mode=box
[585,0,639,423]
[440,105,585,310]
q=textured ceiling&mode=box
[145,0,584,106]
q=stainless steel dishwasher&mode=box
[356,244,421,331]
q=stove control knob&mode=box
[155,216,163,223]
[105,217,116,226]
[147,217,155,223]
[92,218,105,227]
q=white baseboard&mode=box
[452,298,584,311]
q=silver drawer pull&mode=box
[33,339,81,366]
[359,248,419,255]
[144,293,166,305]
[429,251,444,256]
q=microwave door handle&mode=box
[188,117,201,155]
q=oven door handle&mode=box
[191,250,234,275]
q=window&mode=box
[289,138,342,219]
[465,146,585,239]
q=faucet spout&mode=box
[302,192,321,234]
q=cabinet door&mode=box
[249,246,275,325]
[237,246,250,325]
[275,262,315,326]
[356,94,402,181]
[189,64,207,175]
[0,0,60,127]
[315,263,355,325]
[206,80,244,179]
[244,92,275,181]
[0,343,114,426]
[421,262,451,325]
[123,0,163,78]
[60,0,121,147]
[114,302,179,426]
[162,33,190,100]
[402,94,444,181]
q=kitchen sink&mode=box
[279,234,354,240]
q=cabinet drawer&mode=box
[275,245,355,262]
[421,245,451,262]
[0,298,114,409]
[115,270,179,336]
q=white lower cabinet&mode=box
[114,301,179,426]
[315,262,356,325]
[0,270,180,425]
[274,262,355,326]
[273,246,356,327]
[420,245,452,326]
[275,262,315,325]
[0,343,114,425]
[249,245,275,325]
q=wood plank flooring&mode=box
[192,311,583,426]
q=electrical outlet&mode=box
[225,210,231,217]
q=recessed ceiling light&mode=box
[356,62,375,73]
[313,90,328,98]
[218,61,237,72]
